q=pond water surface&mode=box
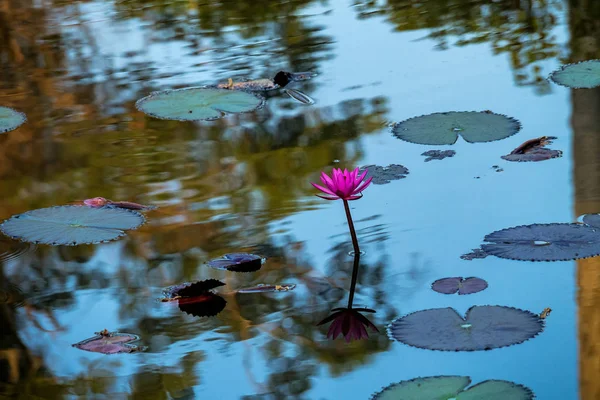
[0,0,598,399]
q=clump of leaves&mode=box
[358,164,409,185]
[501,136,562,162]
[422,150,456,162]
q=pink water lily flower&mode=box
[311,168,373,200]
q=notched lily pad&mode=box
[392,111,521,145]
[387,305,544,351]
[136,87,264,121]
[549,60,600,89]
[0,106,26,133]
[481,223,600,261]
[359,164,409,185]
[501,136,562,162]
[237,283,297,293]
[371,376,534,400]
[206,253,265,272]
[422,150,456,162]
[72,329,146,354]
[432,277,488,295]
[0,206,145,246]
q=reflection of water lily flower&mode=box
[317,307,379,342]
[311,168,373,201]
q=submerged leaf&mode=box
[431,277,488,295]
[388,305,543,351]
[284,88,315,105]
[481,223,600,261]
[371,376,533,400]
[0,206,145,246]
[359,164,409,185]
[392,111,521,145]
[72,330,146,354]
[136,87,264,121]
[0,106,26,133]
[460,248,489,261]
[549,60,600,89]
[422,149,456,162]
[206,253,264,272]
[237,284,297,293]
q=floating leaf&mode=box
[178,294,227,318]
[359,164,409,185]
[481,223,600,261]
[392,111,521,145]
[206,253,264,272]
[371,376,534,400]
[72,330,146,354]
[388,305,543,351]
[0,106,26,133]
[237,284,297,293]
[460,248,489,261]
[284,88,315,105]
[502,136,562,162]
[582,214,600,229]
[136,87,264,121]
[549,60,600,89]
[217,78,279,91]
[0,206,145,246]
[432,277,488,295]
[422,150,456,162]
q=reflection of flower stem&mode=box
[347,252,360,308]
[343,200,359,255]
[343,199,361,309]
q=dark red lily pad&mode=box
[206,253,264,272]
[501,136,562,162]
[178,294,227,317]
[431,277,488,295]
[72,329,146,354]
[237,284,297,293]
[388,305,544,351]
[481,223,600,261]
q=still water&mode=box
[0,0,597,398]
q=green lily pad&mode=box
[0,106,26,133]
[387,305,543,351]
[549,60,600,89]
[0,206,145,246]
[371,376,534,400]
[392,111,521,145]
[135,87,264,121]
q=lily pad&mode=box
[135,87,264,121]
[582,214,600,229]
[237,284,297,293]
[0,106,26,133]
[359,164,409,185]
[422,150,456,162]
[501,136,562,162]
[0,206,145,246]
[387,305,543,351]
[432,277,488,295]
[371,376,534,400]
[72,330,146,354]
[549,60,600,89]
[178,294,227,318]
[206,253,265,272]
[481,223,600,261]
[392,111,521,145]
[162,279,225,300]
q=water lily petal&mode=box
[352,176,373,194]
[316,194,341,200]
[311,182,337,196]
